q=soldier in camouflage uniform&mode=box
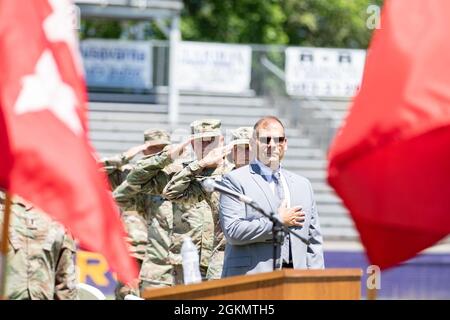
[113,130,193,295]
[0,194,78,300]
[99,130,163,191]
[111,129,176,299]
[206,127,254,279]
[162,119,235,281]
[229,127,253,169]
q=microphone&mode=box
[202,179,310,245]
[202,178,254,205]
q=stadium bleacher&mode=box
[88,92,359,245]
[88,91,450,299]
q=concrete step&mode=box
[310,182,334,192]
[283,169,326,181]
[320,216,355,228]
[89,102,167,113]
[179,95,267,108]
[92,140,142,154]
[280,148,324,159]
[312,110,346,122]
[316,204,349,215]
[90,120,170,132]
[302,100,351,111]
[321,227,359,240]
[88,92,266,107]
[283,138,311,148]
[91,131,158,143]
[89,112,167,123]
[179,105,277,117]
[282,159,326,170]
[314,193,343,204]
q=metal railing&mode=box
[84,39,349,150]
[251,45,345,151]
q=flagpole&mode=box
[0,192,12,300]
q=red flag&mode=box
[328,0,450,269]
[0,0,137,283]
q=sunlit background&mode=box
[72,0,449,299]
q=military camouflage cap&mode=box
[230,127,253,146]
[144,129,171,146]
[190,119,222,139]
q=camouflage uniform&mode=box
[0,197,78,300]
[163,120,234,280]
[203,127,253,279]
[100,151,136,191]
[111,130,171,299]
[99,146,138,297]
[113,130,185,291]
[229,127,253,147]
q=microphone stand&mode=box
[204,178,310,272]
[244,200,310,271]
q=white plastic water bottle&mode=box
[181,236,202,284]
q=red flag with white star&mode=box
[0,0,137,283]
[328,0,450,269]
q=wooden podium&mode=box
[143,269,362,300]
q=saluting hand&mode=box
[123,143,148,159]
[198,143,233,168]
[168,137,194,161]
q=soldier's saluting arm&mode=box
[163,144,233,201]
[126,149,172,186]
[113,152,170,208]
[113,140,191,207]
[161,160,204,201]
[99,144,148,190]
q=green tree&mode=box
[181,0,289,44]
[80,20,122,39]
[181,0,383,48]
[282,0,384,48]
[79,0,384,48]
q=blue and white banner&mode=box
[81,39,152,90]
[285,47,366,98]
[177,41,252,94]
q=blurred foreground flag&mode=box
[0,0,137,283]
[328,0,450,269]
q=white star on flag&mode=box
[43,0,83,75]
[14,49,83,135]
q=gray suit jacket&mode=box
[219,162,324,277]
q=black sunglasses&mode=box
[258,136,286,145]
[194,137,217,143]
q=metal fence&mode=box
[84,39,350,151]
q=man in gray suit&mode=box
[219,116,324,277]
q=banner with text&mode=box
[285,47,366,98]
[81,39,152,90]
[76,250,117,298]
[177,41,252,94]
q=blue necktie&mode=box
[272,171,291,265]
